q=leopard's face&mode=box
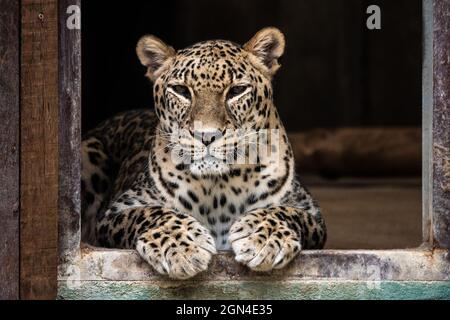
[137,28,285,177]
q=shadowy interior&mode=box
[81,0,423,249]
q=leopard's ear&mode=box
[244,27,285,76]
[137,35,176,81]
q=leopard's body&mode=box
[82,28,326,279]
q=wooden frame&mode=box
[0,0,448,300]
[0,0,20,301]
[429,0,450,249]
[56,0,450,300]
[58,0,81,277]
[20,0,59,300]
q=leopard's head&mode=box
[137,27,285,177]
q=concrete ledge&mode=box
[58,246,449,282]
[57,247,450,299]
[58,280,450,300]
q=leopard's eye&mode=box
[170,85,191,100]
[227,85,250,101]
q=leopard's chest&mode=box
[165,170,286,250]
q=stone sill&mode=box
[58,245,449,282]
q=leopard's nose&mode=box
[192,129,223,147]
[202,132,218,147]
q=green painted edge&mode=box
[58,280,450,300]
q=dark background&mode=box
[81,0,424,249]
[82,0,422,133]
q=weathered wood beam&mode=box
[0,0,20,300]
[58,0,82,268]
[431,0,450,249]
[20,0,59,300]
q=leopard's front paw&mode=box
[229,208,301,272]
[136,214,216,280]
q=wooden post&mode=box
[20,0,59,299]
[432,0,450,249]
[0,0,20,300]
[59,0,82,269]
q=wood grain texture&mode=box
[20,0,59,300]
[58,0,81,267]
[432,0,450,249]
[422,0,434,245]
[0,0,20,300]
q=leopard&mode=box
[81,27,327,280]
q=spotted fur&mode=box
[81,28,326,280]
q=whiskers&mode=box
[211,129,262,164]
[152,125,279,167]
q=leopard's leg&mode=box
[81,137,115,245]
[96,207,217,280]
[229,206,326,272]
